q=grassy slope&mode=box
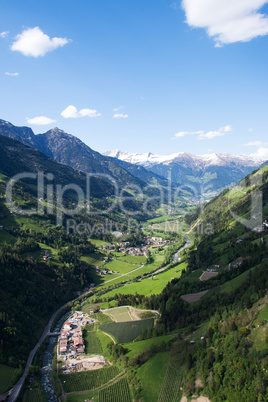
[99,262,186,298]
[136,352,170,402]
[124,335,173,359]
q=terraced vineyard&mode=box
[99,377,131,402]
[158,364,182,402]
[100,318,154,343]
[60,366,122,393]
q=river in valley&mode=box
[40,311,70,401]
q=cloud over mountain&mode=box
[175,125,232,140]
[61,105,101,118]
[26,116,56,125]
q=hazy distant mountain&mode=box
[104,149,263,192]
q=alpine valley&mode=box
[0,119,268,402]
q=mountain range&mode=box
[0,119,167,190]
[104,149,263,193]
[0,119,263,196]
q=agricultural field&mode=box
[99,377,131,402]
[116,254,146,264]
[124,335,173,359]
[99,257,168,287]
[137,352,170,402]
[59,366,121,393]
[66,391,98,402]
[181,290,208,304]
[82,254,147,286]
[0,363,19,393]
[100,318,154,343]
[102,307,133,322]
[89,239,110,247]
[199,271,219,281]
[103,259,137,274]
[101,306,158,322]
[84,325,103,355]
[158,363,182,402]
[102,306,137,322]
[99,262,186,298]
[23,387,46,402]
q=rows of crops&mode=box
[24,388,45,402]
[103,306,133,322]
[84,326,103,355]
[99,377,131,402]
[66,391,99,402]
[100,318,154,343]
[60,366,121,393]
[157,364,182,402]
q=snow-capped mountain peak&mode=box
[103,150,262,168]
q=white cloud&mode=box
[251,147,268,160]
[198,125,232,140]
[181,0,268,45]
[113,113,129,118]
[175,130,203,137]
[113,106,124,112]
[26,116,56,125]
[61,105,101,119]
[175,125,231,140]
[5,72,19,76]
[11,27,70,57]
[242,140,268,159]
[0,31,9,38]
[244,140,268,159]
[244,140,268,147]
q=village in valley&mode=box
[97,235,170,276]
[58,311,108,374]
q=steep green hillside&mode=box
[77,165,268,401]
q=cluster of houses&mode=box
[145,236,170,249]
[101,236,169,257]
[94,266,116,276]
[58,312,93,357]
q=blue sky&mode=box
[0,0,268,159]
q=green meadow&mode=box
[137,352,170,402]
